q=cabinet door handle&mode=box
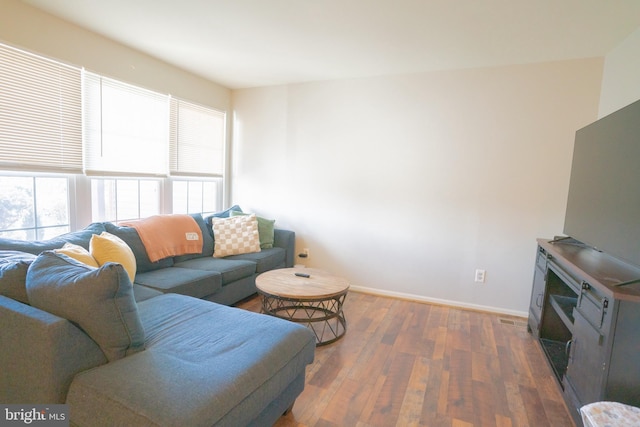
[599,299,609,330]
[565,339,573,359]
[536,293,543,308]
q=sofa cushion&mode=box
[174,257,256,285]
[134,267,222,298]
[66,294,315,427]
[173,213,214,263]
[103,222,174,273]
[0,222,106,254]
[90,232,137,282]
[0,251,36,304]
[54,242,99,267]
[211,214,261,258]
[230,211,276,249]
[132,284,163,303]
[26,251,145,362]
[226,247,286,274]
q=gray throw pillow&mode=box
[204,205,243,235]
[0,251,36,304]
[26,251,145,362]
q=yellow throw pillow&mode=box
[90,232,137,282]
[54,243,99,267]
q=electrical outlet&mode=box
[474,269,486,283]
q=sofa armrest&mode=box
[273,229,295,268]
[0,295,107,404]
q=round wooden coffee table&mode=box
[256,268,350,346]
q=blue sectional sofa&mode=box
[0,212,315,426]
[0,211,296,306]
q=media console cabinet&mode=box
[528,238,640,426]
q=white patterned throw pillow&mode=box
[211,213,261,258]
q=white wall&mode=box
[232,59,603,315]
[599,27,640,117]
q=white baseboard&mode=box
[349,285,529,319]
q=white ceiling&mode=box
[22,0,640,89]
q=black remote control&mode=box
[294,272,310,278]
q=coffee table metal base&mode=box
[260,293,347,346]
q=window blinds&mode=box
[83,72,169,176]
[0,43,82,173]
[1,42,225,179]
[169,98,225,177]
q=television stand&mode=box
[528,239,640,426]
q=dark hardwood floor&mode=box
[237,291,575,427]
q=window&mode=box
[0,43,78,239]
[85,80,226,220]
[172,179,221,216]
[91,178,161,223]
[0,41,227,238]
[169,99,225,216]
[0,175,70,240]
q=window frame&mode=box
[169,177,224,217]
[0,171,76,240]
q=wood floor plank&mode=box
[471,351,511,419]
[394,304,433,356]
[471,350,499,383]
[424,304,449,340]
[446,348,475,423]
[235,291,575,427]
[503,381,531,427]
[432,325,448,360]
[319,377,371,426]
[446,309,472,352]
[381,300,407,346]
[519,384,552,426]
[398,355,430,426]
[437,362,451,417]
[419,357,444,419]
[469,311,499,355]
[495,414,513,427]
[346,336,393,382]
[452,419,475,427]
[471,379,498,427]
[307,348,343,388]
[358,373,388,424]
[366,351,416,425]
[541,397,578,427]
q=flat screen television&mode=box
[563,98,640,268]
